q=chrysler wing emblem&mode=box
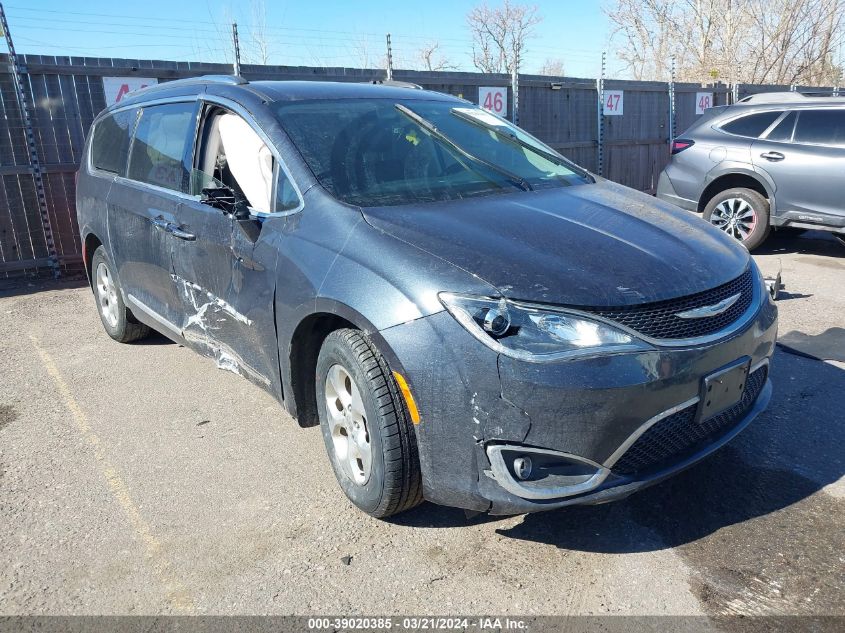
[675,293,742,319]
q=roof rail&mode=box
[738,92,808,104]
[737,90,845,104]
[367,79,423,90]
[123,75,247,99]
[160,74,248,87]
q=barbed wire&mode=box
[4,5,608,73]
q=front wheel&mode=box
[316,329,423,518]
[703,188,771,251]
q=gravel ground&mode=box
[0,231,843,624]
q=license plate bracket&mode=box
[700,358,751,420]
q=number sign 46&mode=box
[479,87,507,116]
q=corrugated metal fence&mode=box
[0,53,834,276]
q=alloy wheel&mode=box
[95,262,119,329]
[710,197,758,242]
[324,364,372,485]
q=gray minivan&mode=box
[77,76,777,518]
[657,92,845,250]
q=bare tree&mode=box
[348,33,373,68]
[536,58,566,76]
[416,42,457,71]
[605,0,844,85]
[248,0,271,65]
[466,1,542,73]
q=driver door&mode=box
[170,103,297,388]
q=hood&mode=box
[361,181,750,307]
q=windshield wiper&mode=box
[450,108,594,182]
[395,103,533,192]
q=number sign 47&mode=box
[603,90,624,116]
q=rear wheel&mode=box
[91,246,150,343]
[316,329,422,518]
[703,188,771,251]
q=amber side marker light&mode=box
[392,371,421,424]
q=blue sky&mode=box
[5,0,617,77]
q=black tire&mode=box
[703,188,771,251]
[315,329,423,518]
[90,246,150,343]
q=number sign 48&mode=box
[696,92,714,115]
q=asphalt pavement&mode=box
[1,231,843,625]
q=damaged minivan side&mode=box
[77,76,777,518]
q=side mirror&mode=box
[200,186,250,220]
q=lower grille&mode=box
[612,364,768,476]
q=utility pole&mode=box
[0,2,59,277]
[511,50,519,125]
[385,33,393,81]
[232,22,241,76]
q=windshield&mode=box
[274,98,591,207]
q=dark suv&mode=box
[77,76,777,518]
[657,92,845,250]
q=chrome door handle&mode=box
[167,225,196,241]
[760,151,785,161]
[151,216,170,231]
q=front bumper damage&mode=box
[377,292,778,516]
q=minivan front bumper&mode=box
[376,289,778,515]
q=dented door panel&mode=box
[171,199,282,392]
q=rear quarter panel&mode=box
[75,143,114,275]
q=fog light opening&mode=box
[513,456,533,480]
[487,444,611,500]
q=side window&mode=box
[91,109,137,175]
[794,110,845,146]
[127,102,197,193]
[763,111,796,142]
[721,111,783,138]
[275,167,300,212]
[194,109,283,214]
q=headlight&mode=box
[439,293,652,362]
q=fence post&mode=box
[231,22,241,76]
[596,51,606,178]
[0,2,60,277]
[385,34,393,81]
[511,51,519,125]
[668,57,676,146]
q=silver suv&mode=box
[657,93,845,250]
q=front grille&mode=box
[612,364,768,475]
[581,268,754,340]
